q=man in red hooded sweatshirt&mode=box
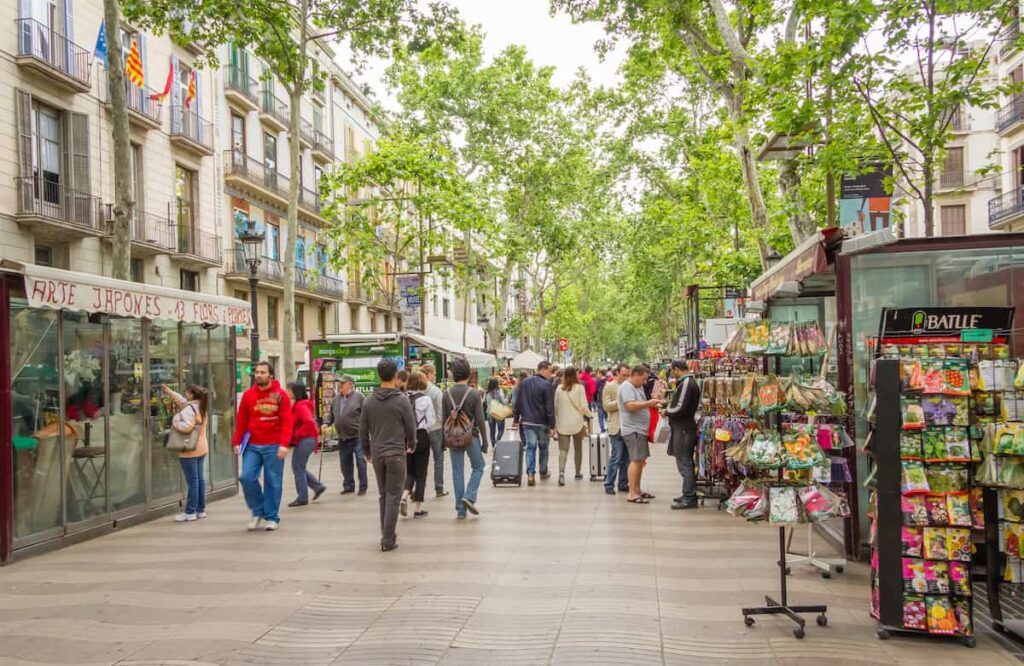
[234,361,293,531]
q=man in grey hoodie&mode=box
[359,358,416,551]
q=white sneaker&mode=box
[174,512,197,523]
[196,511,207,519]
[247,516,265,531]
[264,521,279,531]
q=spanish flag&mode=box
[125,37,144,87]
[184,69,196,109]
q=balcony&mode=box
[223,151,290,206]
[299,119,314,148]
[260,89,289,132]
[103,75,162,129]
[223,64,259,112]
[14,176,101,239]
[15,18,92,92]
[298,187,325,219]
[170,106,214,156]
[347,282,367,303]
[103,205,176,256]
[174,217,223,267]
[939,170,964,190]
[224,250,346,301]
[997,96,1024,134]
[947,108,968,133]
[312,86,325,106]
[988,188,1024,229]
[1003,19,1021,56]
[312,130,334,162]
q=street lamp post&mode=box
[238,219,265,377]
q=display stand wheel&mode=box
[821,571,831,580]
[876,628,891,640]
[835,566,844,574]
[744,616,755,627]
[793,627,805,639]
[963,637,976,648]
[816,614,828,627]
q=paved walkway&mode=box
[0,445,1017,665]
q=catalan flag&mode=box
[125,37,144,87]
[184,69,196,109]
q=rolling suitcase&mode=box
[589,432,609,481]
[491,435,524,486]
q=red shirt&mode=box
[291,399,319,443]
[233,379,294,447]
[580,372,597,404]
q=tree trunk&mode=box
[731,115,771,268]
[104,0,133,281]
[923,156,934,237]
[777,159,818,243]
[282,85,301,377]
[462,228,471,346]
[486,258,515,350]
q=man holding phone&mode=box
[618,365,662,504]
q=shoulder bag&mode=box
[167,404,200,452]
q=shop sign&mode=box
[839,164,892,234]
[23,265,251,326]
[879,307,1014,338]
[308,340,403,362]
[960,328,994,343]
[397,275,422,333]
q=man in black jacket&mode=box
[325,376,367,495]
[359,359,416,551]
[513,360,556,486]
[666,360,701,510]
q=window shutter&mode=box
[15,90,34,212]
[69,112,92,227]
[170,54,180,132]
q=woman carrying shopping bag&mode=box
[485,377,511,445]
[553,367,592,486]
[162,384,209,523]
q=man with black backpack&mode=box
[441,358,490,519]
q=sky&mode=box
[357,0,625,111]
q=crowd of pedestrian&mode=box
[165,354,702,550]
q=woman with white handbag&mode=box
[485,377,511,445]
[162,384,209,523]
[553,367,592,486]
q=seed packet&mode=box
[871,584,881,620]
[995,344,1011,360]
[765,322,791,355]
[746,492,769,522]
[951,397,969,426]
[903,558,927,594]
[943,360,970,396]
[900,431,923,459]
[921,359,944,393]
[797,485,831,521]
[768,486,800,524]
[922,397,957,427]
[1004,521,1023,559]
[947,528,971,562]
[944,427,970,461]
[724,483,763,518]
[748,431,781,468]
[744,320,769,354]
[901,460,930,494]
[949,561,971,597]
[947,494,971,527]
[953,598,972,636]
[993,423,1019,455]
[977,454,1000,487]
[926,464,968,494]
[902,495,929,526]
[925,495,950,525]
[903,596,927,630]
[924,560,950,594]
[902,526,923,557]
[902,397,926,429]
[756,376,781,414]
[970,488,985,529]
[974,392,1000,418]
[923,429,947,461]
[782,427,824,470]
[1003,490,1024,522]
[999,459,1024,488]
[902,359,924,391]
[924,527,949,560]
[927,596,958,635]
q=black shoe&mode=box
[671,502,699,510]
[414,510,429,518]
[381,543,398,552]
[436,489,449,498]
[357,488,367,496]
[340,489,355,495]
[313,487,326,501]
[605,487,616,495]
[618,487,629,493]
[674,495,684,503]
[540,472,551,480]
[288,500,308,507]
[461,497,479,515]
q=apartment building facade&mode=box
[989,6,1024,233]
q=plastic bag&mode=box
[768,486,800,524]
[748,431,782,468]
[797,485,830,521]
[724,483,762,518]
[765,322,791,355]
[782,426,824,470]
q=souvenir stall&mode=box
[0,264,249,563]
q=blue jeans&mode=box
[338,438,368,492]
[522,425,550,476]
[179,455,206,515]
[596,403,607,433]
[449,437,485,516]
[488,417,506,445]
[240,444,285,523]
[292,436,325,503]
[605,434,630,492]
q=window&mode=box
[295,233,306,269]
[314,165,324,194]
[941,147,964,189]
[432,295,439,316]
[296,302,305,340]
[316,243,328,274]
[180,269,200,292]
[231,113,245,159]
[131,258,144,283]
[442,298,451,319]
[313,107,323,133]
[940,205,967,236]
[267,296,279,339]
[35,244,53,267]
[175,165,195,229]
[131,143,144,214]
[266,222,280,260]
[268,356,280,376]
[349,305,360,332]
[384,314,392,332]
[263,132,277,174]
[370,312,377,333]
[234,290,248,302]
[318,306,327,336]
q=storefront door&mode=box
[108,318,145,513]
[148,321,182,505]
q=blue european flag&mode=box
[94,20,107,66]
